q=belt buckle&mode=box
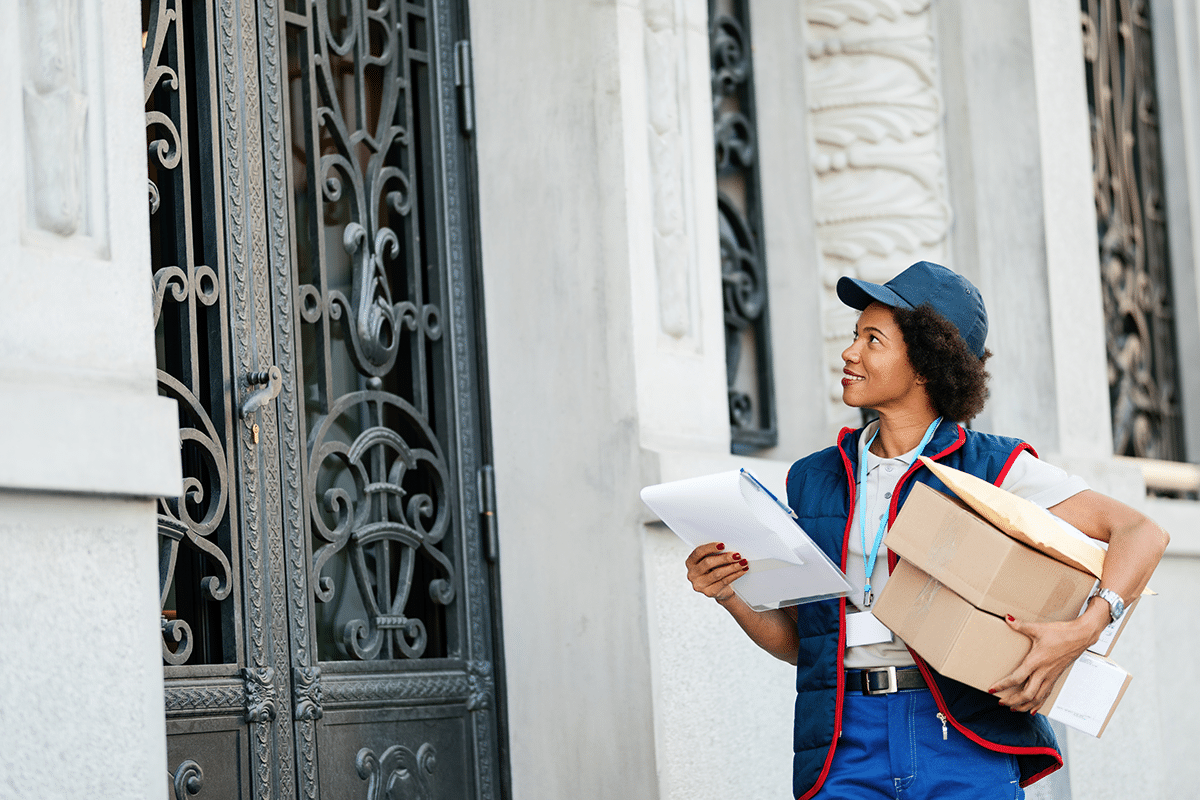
[865,666,898,695]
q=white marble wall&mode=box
[0,1,179,798]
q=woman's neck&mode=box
[870,408,940,459]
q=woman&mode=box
[685,261,1167,799]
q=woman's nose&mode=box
[842,342,858,363]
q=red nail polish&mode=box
[731,553,741,560]
[716,543,725,551]
[1006,615,1015,622]
[987,689,996,694]
[739,559,748,566]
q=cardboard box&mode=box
[917,457,1106,577]
[873,561,1131,737]
[873,560,1031,690]
[885,484,1097,623]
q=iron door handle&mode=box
[241,366,283,419]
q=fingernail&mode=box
[731,553,741,560]
[739,559,748,566]
[716,543,725,551]
[1006,615,1015,622]
[987,689,996,694]
[1030,709,1036,715]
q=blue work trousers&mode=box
[818,686,1024,800]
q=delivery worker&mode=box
[685,261,1167,799]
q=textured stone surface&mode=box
[0,494,166,800]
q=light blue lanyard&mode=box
[858,417,942,608]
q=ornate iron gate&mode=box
[145,1,503,798]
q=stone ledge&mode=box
[0,382,181,497]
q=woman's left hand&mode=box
[987,601,1110,713]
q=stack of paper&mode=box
[640,470,852,610]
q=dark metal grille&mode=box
[1083,0,1186,460]
[709,0,776,452]
[284,0,458,662]
[145,0,242,668]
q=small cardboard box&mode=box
[873,561,1131,737]
[885,484,1097,623]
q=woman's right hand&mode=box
[685,542,749,603]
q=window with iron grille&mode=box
[1083,0,1186,460]
[710,0,777,453]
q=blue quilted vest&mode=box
[784,420,1063,799]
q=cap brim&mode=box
[836,276,915,312]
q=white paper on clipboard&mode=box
[640,469,853,610]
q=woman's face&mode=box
[840,302,927,413]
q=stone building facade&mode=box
[1,0,1198,798]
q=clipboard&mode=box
[641,469,853,610]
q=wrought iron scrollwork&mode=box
[170,759,204,799]
[356,742,437,800]
[289,0,457,663]
[145,0,238,667]
[309,392,455,661]
[313,0,413,378]
[157,375,233,666]
[710,0,776,450]
[1083,0,1185,460]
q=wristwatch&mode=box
[1094,588,1126,624]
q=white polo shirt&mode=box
[843,420,1090,669]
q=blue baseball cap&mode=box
[836,261,988,358]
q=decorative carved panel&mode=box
[645,0,694,339]
[21,0,89,238]
[803,0,950,431]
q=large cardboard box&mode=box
[885,483,1097,623]
[873,561,1131,737]
[873,560,1029,689]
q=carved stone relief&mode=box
[803,0,951,430]
[645,0,694,338]
[21,0,89,238]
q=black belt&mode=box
[846,667,927,695]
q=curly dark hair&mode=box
[892,303,992,422]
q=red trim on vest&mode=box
[910,657,1063,786]
[995,441,1038,486]
[796,428,859,800]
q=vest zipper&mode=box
[936,711,948,740]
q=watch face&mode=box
[1100,589,1125,622]
[1111,598,1125,620]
